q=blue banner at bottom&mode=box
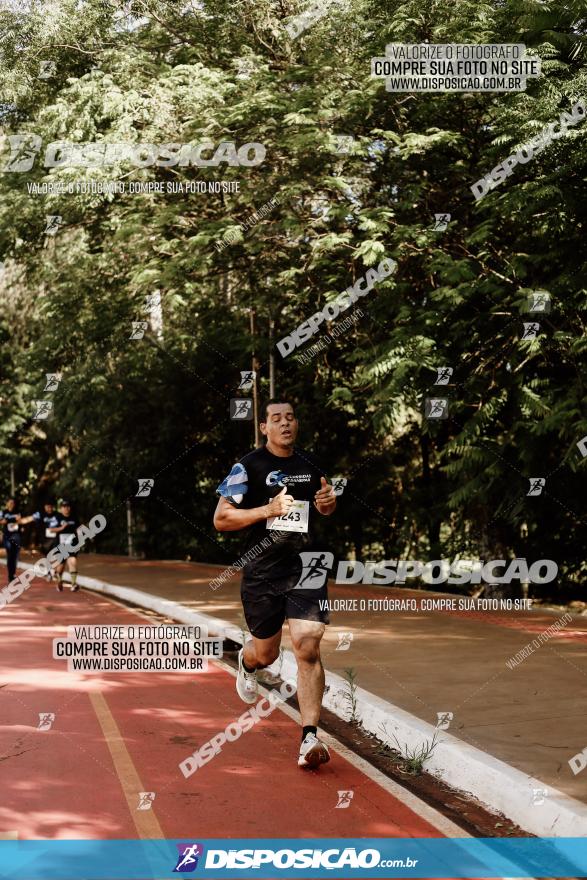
[1,837,587,879]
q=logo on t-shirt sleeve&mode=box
[217,463,248,504]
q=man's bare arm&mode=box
[213,489,294,532]
[314,477,337,516]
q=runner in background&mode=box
[20,500,61,585]
[53,501,82,592]
[0,497,24,584]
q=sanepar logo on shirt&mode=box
[266,471,312,487]
[266,470,288,487]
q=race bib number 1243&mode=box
[266,500,309,533]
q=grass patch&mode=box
[377,723,440,776]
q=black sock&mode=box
[242,657,256,673]
[302,725,317,742]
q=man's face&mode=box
[5,499,15,511]
[45,504,54,514]
[60,504,71,517]
[260,403,298,448]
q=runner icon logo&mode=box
[37,712,55,731]
[136,479,155,497]
[44,373,62,392]
[434,367,453,385]
[238,370,255,392]
[129,321,148,340]
[436,711,453,730]
[2,134,42,172]
[522,321,540,339]
[336,632,353,651]
[173,843,204,872]
[332,477,347,496]
[32,400,53,420]
[294,552,334,589]
[39,61,56,79]
[230,399,253,420]
[335,790,354,808]
[433,213,450,231]
[527,291,551,313]
[44,214,62,236]
[333,134,354,154]
[424,397,449,419]
[137,792,156,810]
[143,292,161,313]
[527,478,545,497]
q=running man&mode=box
[213,399,337,768]
[0,497,24,584]
[53,501,81,592]
[20,500,61,584]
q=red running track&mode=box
[0,576,458,844]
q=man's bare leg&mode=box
[55,562,65,591]
[288,618,329,767]
[288,618,325,726]
[68,557,79,590]
[243,630,282,670]
[236,630,282,704]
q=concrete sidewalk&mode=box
[16,552,587,824]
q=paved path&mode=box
[16,551,587,807]
[0,573,460,844]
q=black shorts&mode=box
[45,539,78,560]
[41,539,58,556]
[241,572,330,640]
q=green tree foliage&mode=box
[0,0,585,593]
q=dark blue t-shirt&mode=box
[33,511,61,541]
[1,510,22,545]
[216,446,324,582]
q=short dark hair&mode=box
[259,398,296,425]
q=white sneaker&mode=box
[236,648,258,704]
[298,733,330,768]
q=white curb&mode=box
[12,560,587,837]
